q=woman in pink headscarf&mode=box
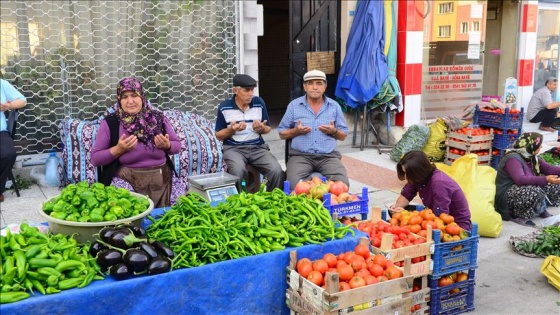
[92,77,181,207]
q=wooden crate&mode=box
[445,130,493,165]
[368,209,434,277]
[286,247,416,314]
[406,276,431,315]
[371,229,433,277]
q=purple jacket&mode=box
[91,118,181,168]
[401,169,472,230]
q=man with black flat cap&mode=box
[215,74,285,191]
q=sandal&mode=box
[511,217,536,227]
[539,210,553,219]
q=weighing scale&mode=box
[187,172,239,204]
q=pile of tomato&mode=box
[389,209,469,244]
[451,127,492,137]
[480,107,521,114]
[295,244,404,291]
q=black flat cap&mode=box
[233,74,257,87]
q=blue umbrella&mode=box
[335,1,388,109]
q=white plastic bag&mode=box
[541,214,560,227]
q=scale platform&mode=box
[187,172,239,204]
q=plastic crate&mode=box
[429,270,476,315]
[491,148,507,169]
[283,181,368,220]
[431,224,479,278]
[473,105,524,130]
[492,130,521,149]
[324,187,369,220]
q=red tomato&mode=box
[372,254,387,268]
[368,263,384,277]
[349,276,366,289]
[297,261,313,278]
[296,258,311,271]
[312,259,329,274]
[364,275,378,285]
[323,253,338,268]
[354,244,370,259]
[337,264,355,281]
[307,270,324,286]
[339,281,351,291]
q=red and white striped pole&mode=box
[517,0,539,111]
[396,0,425,127]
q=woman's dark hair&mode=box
[396,151,436,185]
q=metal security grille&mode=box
[1,0,238,155]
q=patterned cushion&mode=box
[58,110,225,201]
[59,118,100,185]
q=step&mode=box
[522,121,559,143]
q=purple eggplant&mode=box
[119,224,147,238]
[138,242,159,259]
[148,257,171,275]
[89,241,107,257]
[123,249,150,272]
[109,228,146,249]
[96,249,123,271]
[99,227,117,243]
[109,263,131,280]
[151,241,175,259]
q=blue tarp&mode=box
[335,1,388,109]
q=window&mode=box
[461,22,468,34]
[472,21,480,32]
[439,3,454,14]
[0,22,18,66]
[438,25,451,38]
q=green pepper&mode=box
[65,214,78,222]
[53,200,67,212]
[13,250,27,280]
[77,181,90,188]
[0,291,30,303]
[117,188,130,198]
[134,202,146,212]
[90,213,104,222]
[2,267,18,286]
[58,277,84,290]
[110,206,124,217]
[43,200,56,213]
[104,213,117,222]
[78,215,90,222]
[50,211,68,220]
[118,197,132,209]
[95,190,107,201]
[91,182,105,190]
[24,244,43,259]
[46,286,61,294]
[81,208,90,217]
[86,196,99,209]
[91,207,105,216]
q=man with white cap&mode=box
[215,74,285,191]
[278,70,350,189]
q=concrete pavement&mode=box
[1,131,559,315]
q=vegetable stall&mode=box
[1,184,365,315]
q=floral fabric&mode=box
[507,183,560,219]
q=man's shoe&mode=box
[539,125,556,132]
[0,194,4,202]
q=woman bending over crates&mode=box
[388,151,472,231]
[494,132,560,227]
